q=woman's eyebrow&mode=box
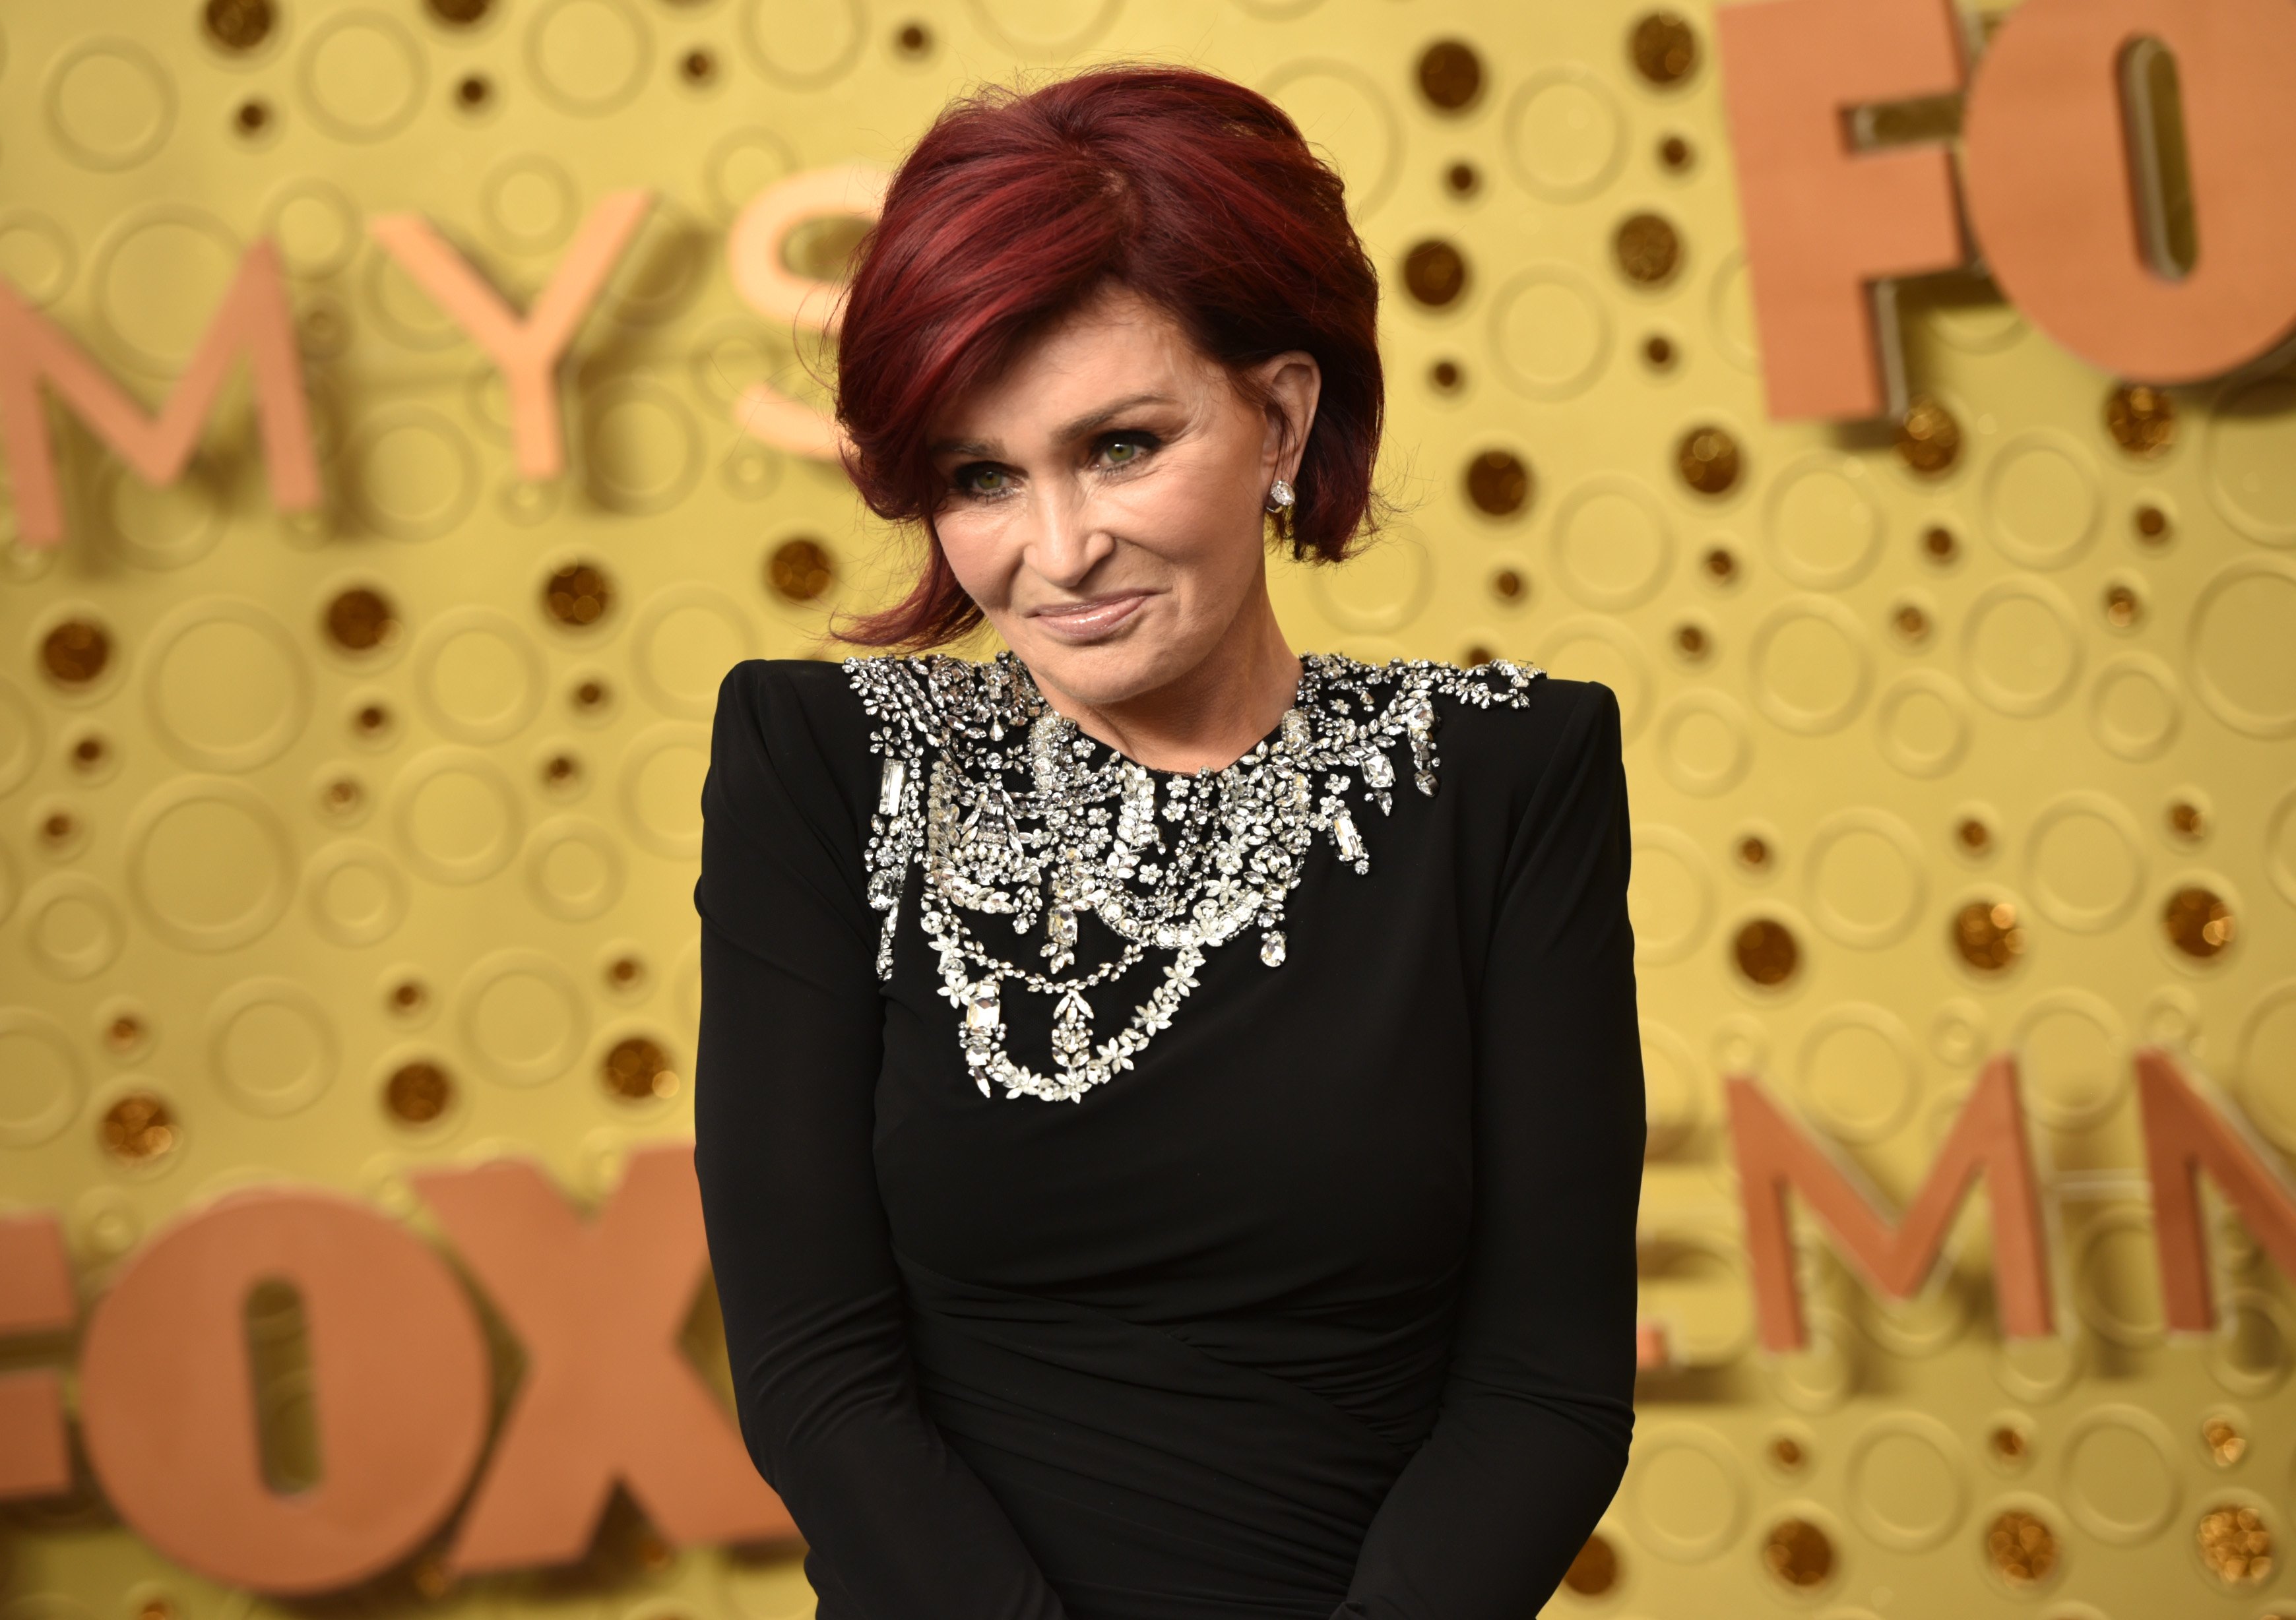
[926,391,1178,458]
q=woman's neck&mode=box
[1027,588,1302,776]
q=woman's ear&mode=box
[1254,350,1323,483]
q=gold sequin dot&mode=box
[1894,602,1929,642]
[573,678,610,712]
[106,1014,146,1054]
[1403,240,1470,308]
[1770,1435,1805,1471]
[543,561,613,627]
[2103,582,2141,627]
[543,754,581,789]
[1957,817,1993,854]
[2204,1418,2246,1468]
[1461,645,1494,668]
[1416,40,1484,111]
[1630,11,1699,85]
[2134,503,2171,542]
[2169,800,2206,840]
[1676,425,1739,495]
[1737,834,1771,869]
[426,0,492,24]
[102,1094,177,1165]
[385,1062,453,1126]
[1428,358,1464,394]
[41,619,111,686]
[1490,568,1525,603]
[1562,1532,1619,1596]
[2163,886,2235,959]
[2198,1504,2272,1585]
[1734,918,1798,985]
[137,1599,175,1620]
[71,734,108,769]
[1987,1509,2057,1585]
[389,979,430,1016]
[768,538,837,604]
[608,955,647,990]
[1897,395,1961,476]
[1989,1424,2027,1463]
[1643,333,1676,369]
[456,74,492,109]
[1614,212,1682,286]
[235,99,271,136]
[1703,545,1737,582]
[1762,1517,1833,1589]
[1674,623,1707,658]
[680,47,717,85]
[1953,900,2024,972]
[323,777,363,813]
[2106,383,2177,458]
[1923,524,1959,563]
[42,810,76,845]
[604,1037,679,1102]
[354,702,393,737]
[204,0,274,51]
[1444,160,1481,198]
[894,21,933,57]
[1464,451,1533,517]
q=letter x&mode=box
[410,1144,792,1573]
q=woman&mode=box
[693,63,1645,1620]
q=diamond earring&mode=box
[1263,478,1295,514]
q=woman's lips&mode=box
[1028,592,1149,641]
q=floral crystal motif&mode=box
[846,649,1547,1103]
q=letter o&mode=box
[1963,0,2296,381]
[79,1187,491,1594]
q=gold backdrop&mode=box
[3,1,2295,1617]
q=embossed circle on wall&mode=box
[0,212,78,306]
[2074,1206,2165,1347]
[459,948,589,1086]
[1763,454,1883,590]
[393,748,524,885]
[1504,67,1626,201]
[125,778,293,952]
[1488,266,1612,400]
[1628,1425,1750,1561]
[2188,558,2296,737]
[92,207,239,373]
[1805,809,1925,949]
[0,1008,84,1146]
[1309,530,1433,634]
[102,460,225,571]
[414,606,545,743]
[584,380,703,513]
[1630,824,1715,966]
[1795,1003,1918,1143]
[1845,1413,1965,1550]
[305,840,409,947]
[2060,1406,2179,1545]
[526,815,625,921]
[740,0,864,86]
[1653,690,1750,797]
[1535,617,1653,742]
[299,11,426,142]
[45,39,175,170]
[1961,576,2082,718]
[620,724,710,858]
[0,675,40,799]
[968,0,1124,57]
[480,156,579,252]
[527,0,651,115]
[2235,982,2296,1153]
[2025,792,2145,933]
[1259,63,1401,220]
[1875,671,1971,778]
[2012,989,2125,1130]
[263,178,364,278]
[1552,476,1674,609]
[1749,596,1871,735]
[2088,652,2182,762]
[24,874,125,981]
[350,406,480,540]
[1983,431,2102,569]
[1706,249,1759,372]
[631,584,757,719]
[2270,787,2296,910]
[2204,1289,2293,1396]
[144,598,311,772]
[2205,377,2296,544]
[1642,1019,1704,1153]
[208,978,339,1118]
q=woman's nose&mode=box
[1022,484,1114,588]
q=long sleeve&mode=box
[691,660,1069,1620]
[1335,681,1645,1619]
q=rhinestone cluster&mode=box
[847,650,1547,1103]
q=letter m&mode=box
[0,240,319,546]
[2137,1046,2296,1334]
[1727,1053,2053,1351]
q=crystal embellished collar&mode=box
[846,649,1547,1103]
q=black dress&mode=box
[691,652,1645,1620]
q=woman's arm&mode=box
[1336,680,1645,1619]
[693,660,1069,1620]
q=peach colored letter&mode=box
[1961,0,2296,382]
[410,1144,793,1574]
[367,191,653,480]
[77,1187,490,1594]
[0,239,319,547]
[0,1213,75,1499]
[1715,0,1968,420]
[1727,1053,2053,1352]
[725,164,887,460]
[2136,1047,2296,1334]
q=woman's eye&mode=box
[957,465,1010,496]
[1099,434,1156,468]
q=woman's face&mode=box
[924,281,1319,710]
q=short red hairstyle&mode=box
[830,63,1386,650]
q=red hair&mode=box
[830,63,1386,650]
